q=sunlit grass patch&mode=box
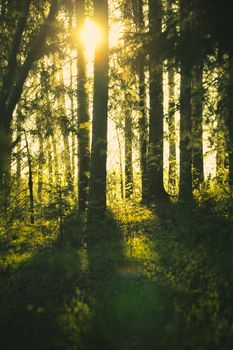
[0,251,33,271]
[112,201,156,224]
[124,236,151,259]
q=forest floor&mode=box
[0,200,233,350]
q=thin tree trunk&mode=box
[192,62,204,188]
[125,111,133,198]
[37,132,43,203]
[148,0,167,202]
[178,0,193,201]
[168,59,177,194]
[216,76,227,182]
[16,110,22,187]
[179,63,192,200]
[116,126,124,199]
[76,0,90,212]
[69,15,76,183]
[57,68,73,189]
[227,50,233,189]
[88,0,109,218]
[138,0,148,203]
[24,130,34,224]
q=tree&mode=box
[124,102,133,198]
[148,0,167,202]
[137,0,148,203]
[166,0,177,195]
[76,0,91,212]
[192,62,204,188]
[178,0,193,201]
[88,0,109,218]
[0,0,59,199]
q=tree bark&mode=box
[179,0,193,200]
[227,50,233,189]
[88,0,109,218]
[148,0,167,202]
[116,126,124,199]
[24,130,34,224]
[137,0,148,203]
[168,59,177,194]
[125,110,133,198]
[76,0,91,212]
[216,73,227,183]
[192,62,204,188]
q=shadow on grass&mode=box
[154,201,233,350]
[0,209,126,350]
[82,208,180,350]
[2,202,232,350]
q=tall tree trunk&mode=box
[179,1,193,200]
[168,59,177,194]
[192,62,204,188]
[88,0,109,218]
[227,50,233,189]
[148,0,167,202]
[138,0,148,203]
[76,0,90,212]
[125,110,133,198]
[69,15,76,184]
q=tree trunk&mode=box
[88,0,109,218]
[24,130,34,224]
[216,75,227,183]
[137,0,148,203]
[192,62,204,188]
[76,0,90,212]
[148,0,167,202]
[116,126,124,199]
[125,110,133,198]
[58,69,73,189]
[227,50,233,189]
[69,15,76,184]
[178,0,193,201]
[37,132,43,203]
[179,63,192,200]
[16,109,23,187]
[168,59,177,194]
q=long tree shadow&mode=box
[81,207,181,350]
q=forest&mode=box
[0,0,233,349]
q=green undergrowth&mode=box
[0,200,233,349]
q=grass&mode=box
[0,200,233,349]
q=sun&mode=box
[79,19,102,58]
